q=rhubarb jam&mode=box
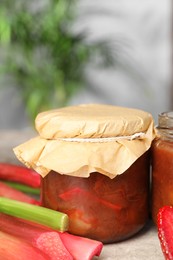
[152,112,173,225]
[41,152,150,243]
[13,105,155,243]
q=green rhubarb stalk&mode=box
[0,181,40,205]
[3,181,40,195]
[0,197,69,232]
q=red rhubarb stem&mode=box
[0,163,40,188]
[0,213,73,260]
[0,213,103,260]
[0,230,47,260]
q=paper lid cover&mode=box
[35,104,153,139]
[14,104,156,178]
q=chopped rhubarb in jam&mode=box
[41,152,150,243]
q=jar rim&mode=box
[158,111,173,129]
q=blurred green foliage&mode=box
[0,0,114,121]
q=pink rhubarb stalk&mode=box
[0,213,73,260]
[60,232,103,260]
[0,163,40,188]
[0,230,47,260]
[0,213,103,260]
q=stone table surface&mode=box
[0,129,164,260]
[97,221,163,260]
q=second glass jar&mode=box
[152,112,173,224]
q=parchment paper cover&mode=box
[14,104,156,178]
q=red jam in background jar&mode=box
[41,152,150,243]
[152,112,173,225]
[13,104,156,243]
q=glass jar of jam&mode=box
[14,104,156,243]
[152,112,173,225]
[41,152,150,243]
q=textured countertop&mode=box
[0,129,163,260]
[98,221,163,260]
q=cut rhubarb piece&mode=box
[0,213,73,260]
[157,205,173,259]
[0,197,69,232]
[36,232,73,260]
[58,187,122,240]
[0,163,40,188]
[59,187,122,211]
[0,181,40,205]
[0,230,47,260]
[60,232,103,260]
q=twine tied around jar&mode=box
[56,132,145,143]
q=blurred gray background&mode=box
[0,0,171,129]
